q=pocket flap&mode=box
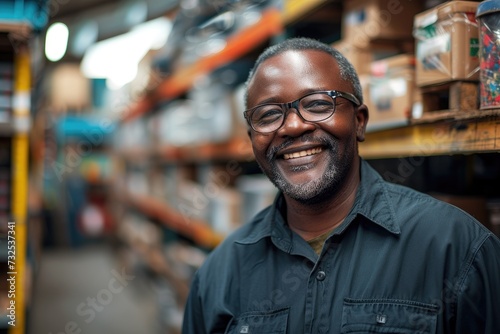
[225,308,289,334]
[342,298,438,333]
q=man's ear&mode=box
[355,104,369,142]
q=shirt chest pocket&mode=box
[224,308,289,334]
[341,298,439,334]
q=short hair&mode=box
[244,37,363,108]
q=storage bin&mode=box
[476,0,500,109]
[413,1,480,87]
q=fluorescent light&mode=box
[45,22,69,62]
[80,17,172,90]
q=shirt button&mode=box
[316,271,326,281]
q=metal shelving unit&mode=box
[0,1,48,333]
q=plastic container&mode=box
[476,0,500,109]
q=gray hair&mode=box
[244,37,363,108]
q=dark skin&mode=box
[246,50,369,241]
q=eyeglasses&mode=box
[244,90,361,134]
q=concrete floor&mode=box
[29,244,163,334]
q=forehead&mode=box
[247,49,349,103]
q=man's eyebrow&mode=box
[253,97,282,105]
[251,88,332,106]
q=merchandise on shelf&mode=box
[156,84,234,147]
[0,0,49,31]
[342,0,423,48]
[413,1,480,87]
[153,0,278,74]
[476,0,500,109]
[363,54,417,128]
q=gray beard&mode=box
[260,136,352,205]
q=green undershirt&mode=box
[307,229,333,255]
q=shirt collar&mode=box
[235,193,293,251]
[235,158,400,245]
[335,159,401,236]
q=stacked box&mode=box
[342,0,423,48]
[363,54,417,127]
[413,1,480,87]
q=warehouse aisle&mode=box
[29,244,161,334]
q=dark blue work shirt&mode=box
[182,159,500,333]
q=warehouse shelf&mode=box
[360,109,500,159]
[119,189,224,249]
[118,137,254,164]
[123,7,283,122]
[156,137,254,163]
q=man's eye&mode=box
[255,108,283,124]
[303,100,334,113]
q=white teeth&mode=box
[283,148,322,160]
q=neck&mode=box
[284,160,361,241]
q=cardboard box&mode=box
[364,54,416,128]
[331,40,374,75]
[414,1,480,87]
[342,0,423,48]
[332,39,405,75]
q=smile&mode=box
[283,147,323,160]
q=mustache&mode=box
[266,134,337,162]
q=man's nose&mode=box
[277,108,315,137]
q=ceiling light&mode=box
[45,22,69,62]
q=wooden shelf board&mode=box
[117,138,254,163]
[360,111,500,159]
[155,137,254,163]
[412,108,500,124]
[123,191,224,248]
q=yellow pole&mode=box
[9,45,31,334]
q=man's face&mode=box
[246,49,368,204]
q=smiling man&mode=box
[182,38,500,334]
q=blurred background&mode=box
[1,0,500,333]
